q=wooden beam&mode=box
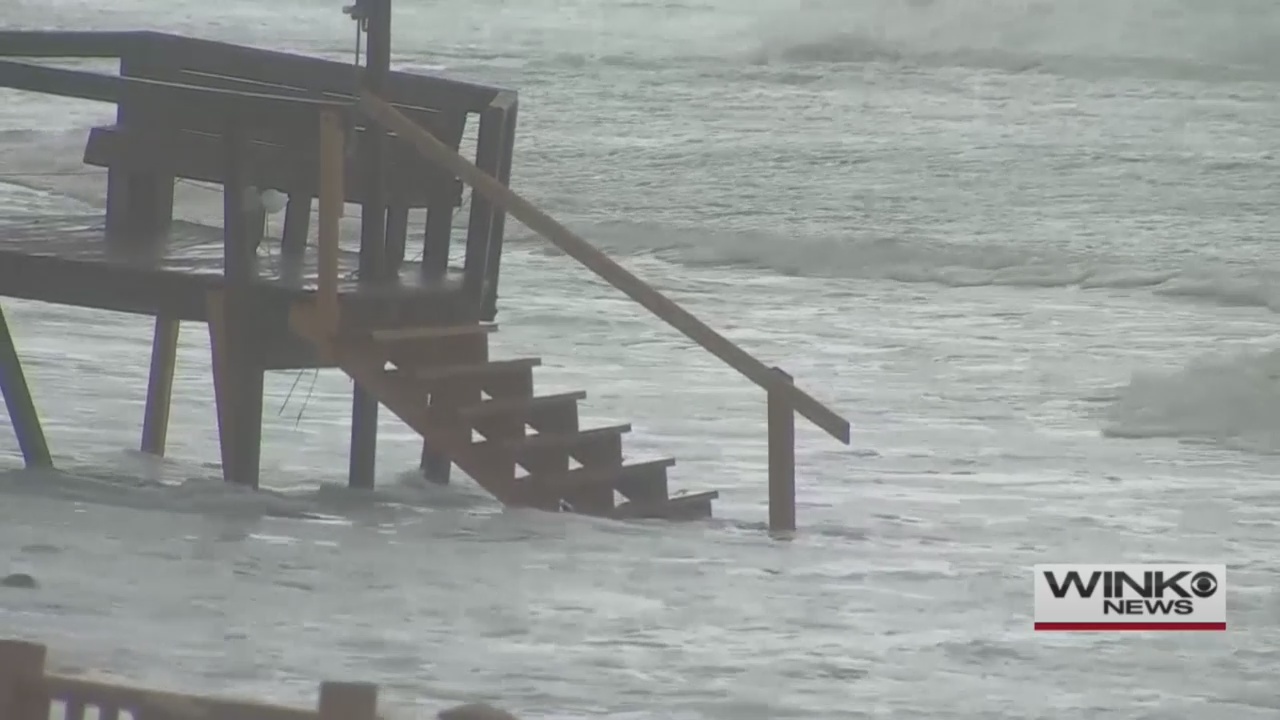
[153,31,500,114]
[84,124,465,208]
[0,61,336,146]
[358,92,853,445]
[0,303,52,468]
[140,317,180,456]
[768,367,796,534]
[0,30,145,58]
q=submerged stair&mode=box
[291,308,717,521]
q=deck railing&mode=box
[0,639,379,720]
[327,93,855,534]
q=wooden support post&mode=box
[767,367,796,534]
[226,312,265,490]
[207,290,264,489]
[0,639,48,720]
[421,202,453,276]
[217,124,266,489]
[0,303,51,468]
[281,193,311,258]
[385,205,409,270]
[207,290,235,479]
[317,681,378,720]
[349,388,378,490]
[358,0,392,280]
[345,0,393,490]
[421,445,451,484]
[140,316,180,456]
[421,394,451,485]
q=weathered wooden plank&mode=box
[42,674,318,720]
[0,30,145,58]
[151,31,498,114]
[84,126,464,208]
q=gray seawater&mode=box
[2,0,1279,717]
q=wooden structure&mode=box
[0,0,851,529]
[0,638,379,720]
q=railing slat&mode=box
[357,91,852,444]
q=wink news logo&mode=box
[1034,564,1227,631]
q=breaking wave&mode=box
[1102,347,1280,453]
[746,0,1280,77]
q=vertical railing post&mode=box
[767,367,796,534]
[358,0,391,279]
[462,105,504,317]
[0,639,48,720]
[317,110,346,334]
[318,681,378,720]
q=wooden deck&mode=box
[0,213,471,324]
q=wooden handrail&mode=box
[358,92,851,445]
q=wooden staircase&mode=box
[290,307,718,520]
[285,100,851,532]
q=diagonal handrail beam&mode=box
[358,91,851,445]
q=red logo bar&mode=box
[1035,622,1226,631]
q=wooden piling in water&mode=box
[0,303,52,468]
[0,638,47,720]
[140,316,180,456]
[421,436,452,485]
[767,367,796,534]
[207,289,235,478]
[215,122,266,489]
[347,0,395,490]
[318,681,379,720]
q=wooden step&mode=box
[411,357,540,382]
[612,490,719,521]
[457,391,586,424]
[497,423,630,476]
[388,358,541,391]
[522,457,675,502]
[367,323,497,343]
[507,423,630,457]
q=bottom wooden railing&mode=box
[0,639,525,720]
[0,639,375,720]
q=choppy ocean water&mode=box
[1,0,1279,717]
